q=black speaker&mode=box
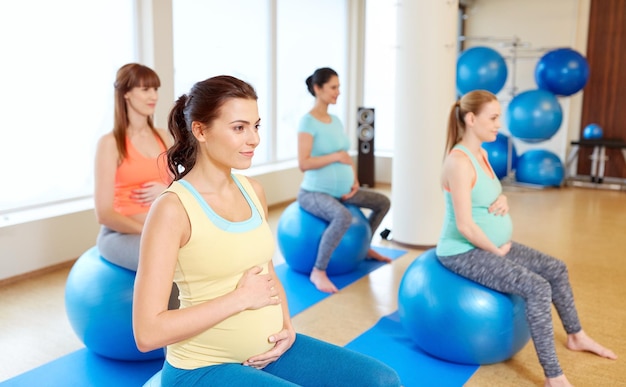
[357,107,375,187]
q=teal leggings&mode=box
[161,333,401,386]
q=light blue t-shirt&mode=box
[436,144,513,256]
[298,113,354,198]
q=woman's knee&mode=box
[524,277,552,307]
[551,258,569,279]
[378,194,391,212]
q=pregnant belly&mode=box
[477,212,513,247]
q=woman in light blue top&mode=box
[297,67,391,293]
[436,89,616,387]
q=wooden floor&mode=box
[0,186,624,386]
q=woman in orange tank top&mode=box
[94,63,173,272]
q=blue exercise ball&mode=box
[398,249,530,365]
[515,149,565,187]
[482,132,519,179]
[582,123,603,139]
[277,202,370,275]
[65,247,165,361]
[506,89,563,143]
[535,48,589,96]
[457,46,508,95]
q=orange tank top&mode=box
[113,134,171,216]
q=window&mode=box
[172,0,270,163]
[0,0,137,214]
[275,0,348,161]
[172,0,348,165]
[363,0,397,153]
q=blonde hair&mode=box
[444,90,497,154]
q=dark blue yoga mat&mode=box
[345,311,479,387]
[275,245,407,316]
[0,348,163,387]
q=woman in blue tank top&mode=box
[297,67,392,293]
[436,90,616,387]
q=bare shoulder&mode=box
[96,131,116,148]
[148,191,186,225]
[95,132,119,161]
[443,150,475,185]
[444,150,472,170]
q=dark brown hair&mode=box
[167,75,258,180]
[305,67,338,97]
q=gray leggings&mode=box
[437,241,582,378]
[96,225,179,309]
[96,226,141,271]
[297,188,390,271]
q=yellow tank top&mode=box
[164,175,283,369]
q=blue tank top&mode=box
[436,145,513,256]
[298,113,354,198]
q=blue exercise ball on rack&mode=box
[535,48,589,96]
[582,123,603,139]
[506,89,563,143]
[515,149,565,187]
[457,46,508,95]
[482,133,519,179]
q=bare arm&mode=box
[93,134,143,234]
[297,132,352,172]
[443,151,510,256]
[132,191,281,352]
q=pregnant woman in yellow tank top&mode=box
[132,75,401,386]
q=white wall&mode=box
[0,156,392,282]
[463,0,590,160]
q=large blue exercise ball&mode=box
[65,247,165,361]
[457,46,508,95]
[506,89,563,143]
[515,149,565,187]
[535,48,589,96]
[482,132,519,179]
[398,249,530,365]
[582,123,603,139]
[277,202,370,275]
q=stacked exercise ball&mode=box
[506,89,563,143]
[277,202,370,275]
[535,48,589,96]
[456,46,508,95]
[515,149,565,186]
[398,249,530,365]
[65,246,165,361]
[482,133,519,179]
[456,44,590,187]
[583,123,603,139]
